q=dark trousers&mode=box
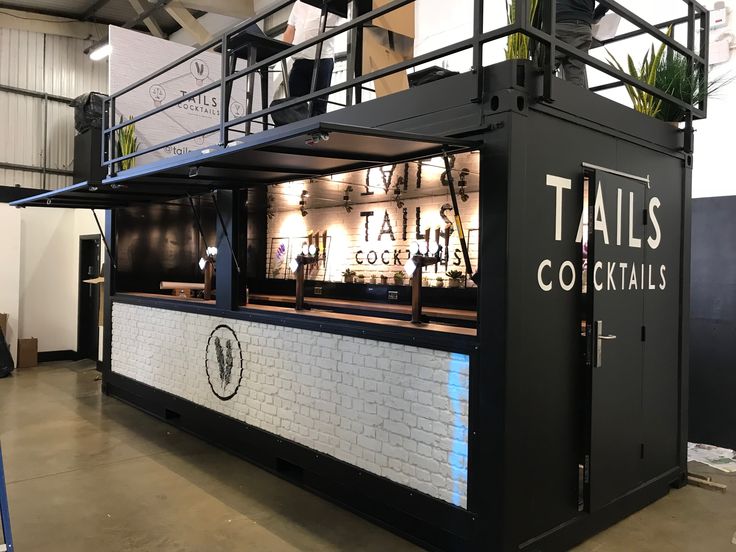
[555,21,593,88]
[289,58,335,116]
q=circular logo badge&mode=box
[190,58,209,81]
[205,324,243,401]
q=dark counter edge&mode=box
[112,293,479,354]
[104,371,477,551]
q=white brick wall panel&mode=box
[111,302,470,507]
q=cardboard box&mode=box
[372,0,415,38]
[17,338,38,369]
[0,313,7,337]
[363,27,413,97]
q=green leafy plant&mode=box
[505,0,539,60]
[446,270,464,280]
[342,269,356,277]
[606,28,671,117]
[117,116,139,171]
[655,52,734,122]
[394,271,406,279]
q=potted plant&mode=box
[342,269,356,284]
[357,273,365,284]
[606,28,671,117]
[380,274,389,285]
[369,273,377,284]
[393,271,406,285]
[447,270,464,288]
[118,116,140,171]
[655,52,733,124]
[436,276,445,288]
[505,0,539,60]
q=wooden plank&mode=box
[250,293,477,321]
[687,475,727,493]
[129,0,166,38]
[165,3,211,46]
[177,0,255,19]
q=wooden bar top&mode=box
[249,294,477,322]
[246,303,478,337]
[125,292,215,304]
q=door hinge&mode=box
[584,454,591,483]
[640,443,645,459]
[643,208,648,225]
[641,326,646,341]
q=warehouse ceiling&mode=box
[0,0,254,38]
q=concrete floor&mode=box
[0,362,734,552]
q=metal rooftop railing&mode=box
[102,0,710,177]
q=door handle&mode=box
[594,321,616,368]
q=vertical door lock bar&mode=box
[595,320,617,368]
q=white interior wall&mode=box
[0,207,106,355]
[19,209,79,352]
[0,204,21,364]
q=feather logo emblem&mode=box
[205,325,243,400]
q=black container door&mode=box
[584,169,646,512]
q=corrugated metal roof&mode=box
[0,1,185,34]
[0,27,108,190]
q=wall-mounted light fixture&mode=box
[198,246,218,300]
[299,189,309,217]
[87,41,112,61]
[343,185,354,213]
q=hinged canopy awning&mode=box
[11,121,478,210]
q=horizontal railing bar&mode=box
[525,25,706,118]
[595,15,690,47]
[106,0,413,136]
[589,81,625,92]
[105,123,220,166]
[105,80,221,135]
[223,34,488,131]
[223,23,516,133]
[600,0,706,65]
[224,0,416,87]
[108,0,295,101]
[102,0,708,169]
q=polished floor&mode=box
[0,362,734,552]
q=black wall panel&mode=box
[115,198,217,294]
[690,196,736,449]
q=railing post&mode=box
[684,1,696,153]
[109,97,117,177]
[544,0,556,101]
[699,5,710,117]
[220,34,229,147]
[471,0,484,103]
[101,99,109,179]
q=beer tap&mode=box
[290,232,323,311]
[404,229,441,325]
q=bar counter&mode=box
[117,292,478,352]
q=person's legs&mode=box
[288,59,314,98]
[312,58,335,115]
[555,21,593,88]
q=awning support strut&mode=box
[91,209,117,270]
[187,194,211,253]
[442,150,473,277]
